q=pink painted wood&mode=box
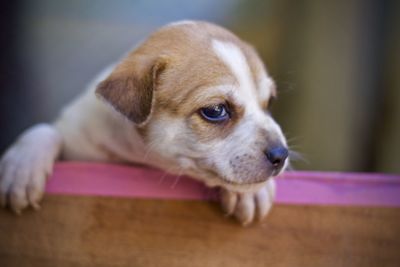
[46,162,400,207]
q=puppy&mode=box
[0,21,288,225]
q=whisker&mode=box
[158,171,169,185]
[170,169,183,189]
[158,165,179,184]
[288,150,309,164]
[286,145,302,151]
[142,140,160,161]
[286,136,301,144]
[285,137,305,149]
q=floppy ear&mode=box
[96,54,168,124]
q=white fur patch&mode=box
[211,40,268,123]
[0,124,62,212]
[209,40,287,188]
[211,40,274,106]
[212,40,255,106]
[167,20,196,27]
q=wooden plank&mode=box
[0,196,399,267]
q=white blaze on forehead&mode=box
[212,39,270,116]
[211,39,285,143]
[212,40,255,108]
[211,40,272,116]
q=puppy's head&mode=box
[97,21,288,192]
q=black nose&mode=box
[265,147,289,168]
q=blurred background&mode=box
[0,0,399,173]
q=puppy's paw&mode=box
[0,124,61,214]
[220,179,276,226]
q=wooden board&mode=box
[0,195,399,267]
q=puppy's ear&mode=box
[96,54,168,125]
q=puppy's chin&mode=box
[197,160,289,193]
[174,156,288,193]
[185,167,272,193]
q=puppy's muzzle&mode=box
[265,146,289,173]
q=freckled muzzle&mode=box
[225,143,288,185]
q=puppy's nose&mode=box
[265,147,289,168]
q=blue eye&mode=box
[200,104,230,122]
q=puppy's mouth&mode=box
[180,156,286,190]
[190,163,273,187]
[209,164,283,185]
[220,177,268,186]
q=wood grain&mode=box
[0,195,399,267]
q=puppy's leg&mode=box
[220,178,276,226]
[0,124,62,213]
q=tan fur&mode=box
[96,54,168,124]
[0,21,287,225]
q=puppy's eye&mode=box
[199,104,230,122]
